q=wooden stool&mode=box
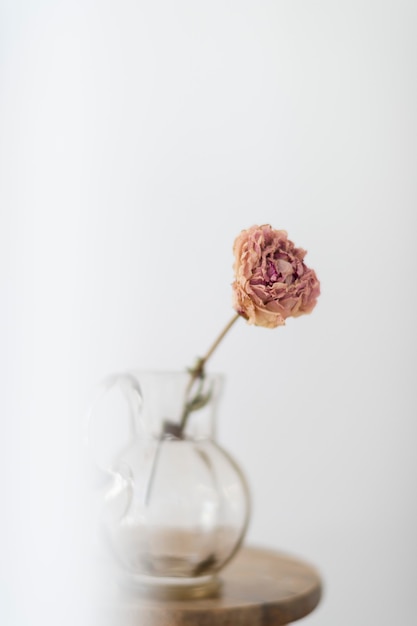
[104,546,322,625]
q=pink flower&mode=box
[232,225,320,328]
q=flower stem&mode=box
[178,313,240,432]
[147,313,241,508]
[201,312,241,368]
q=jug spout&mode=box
[87,373,143,474]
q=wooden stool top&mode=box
[104,546,322,626]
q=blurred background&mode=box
[1,1,416,624]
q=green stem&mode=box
[178,313,240,433]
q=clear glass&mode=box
[89,371,251,599]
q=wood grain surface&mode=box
[100,546,322,626]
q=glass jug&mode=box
[88,371,251,600]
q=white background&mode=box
[1,1,416,625]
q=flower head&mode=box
[232,225,320,328]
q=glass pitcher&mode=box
[88,370,251,600]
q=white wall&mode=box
[1,1,416,625]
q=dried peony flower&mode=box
[232,224,320,328]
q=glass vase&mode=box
[89,371,251,600]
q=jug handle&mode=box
[86,372,143,475]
